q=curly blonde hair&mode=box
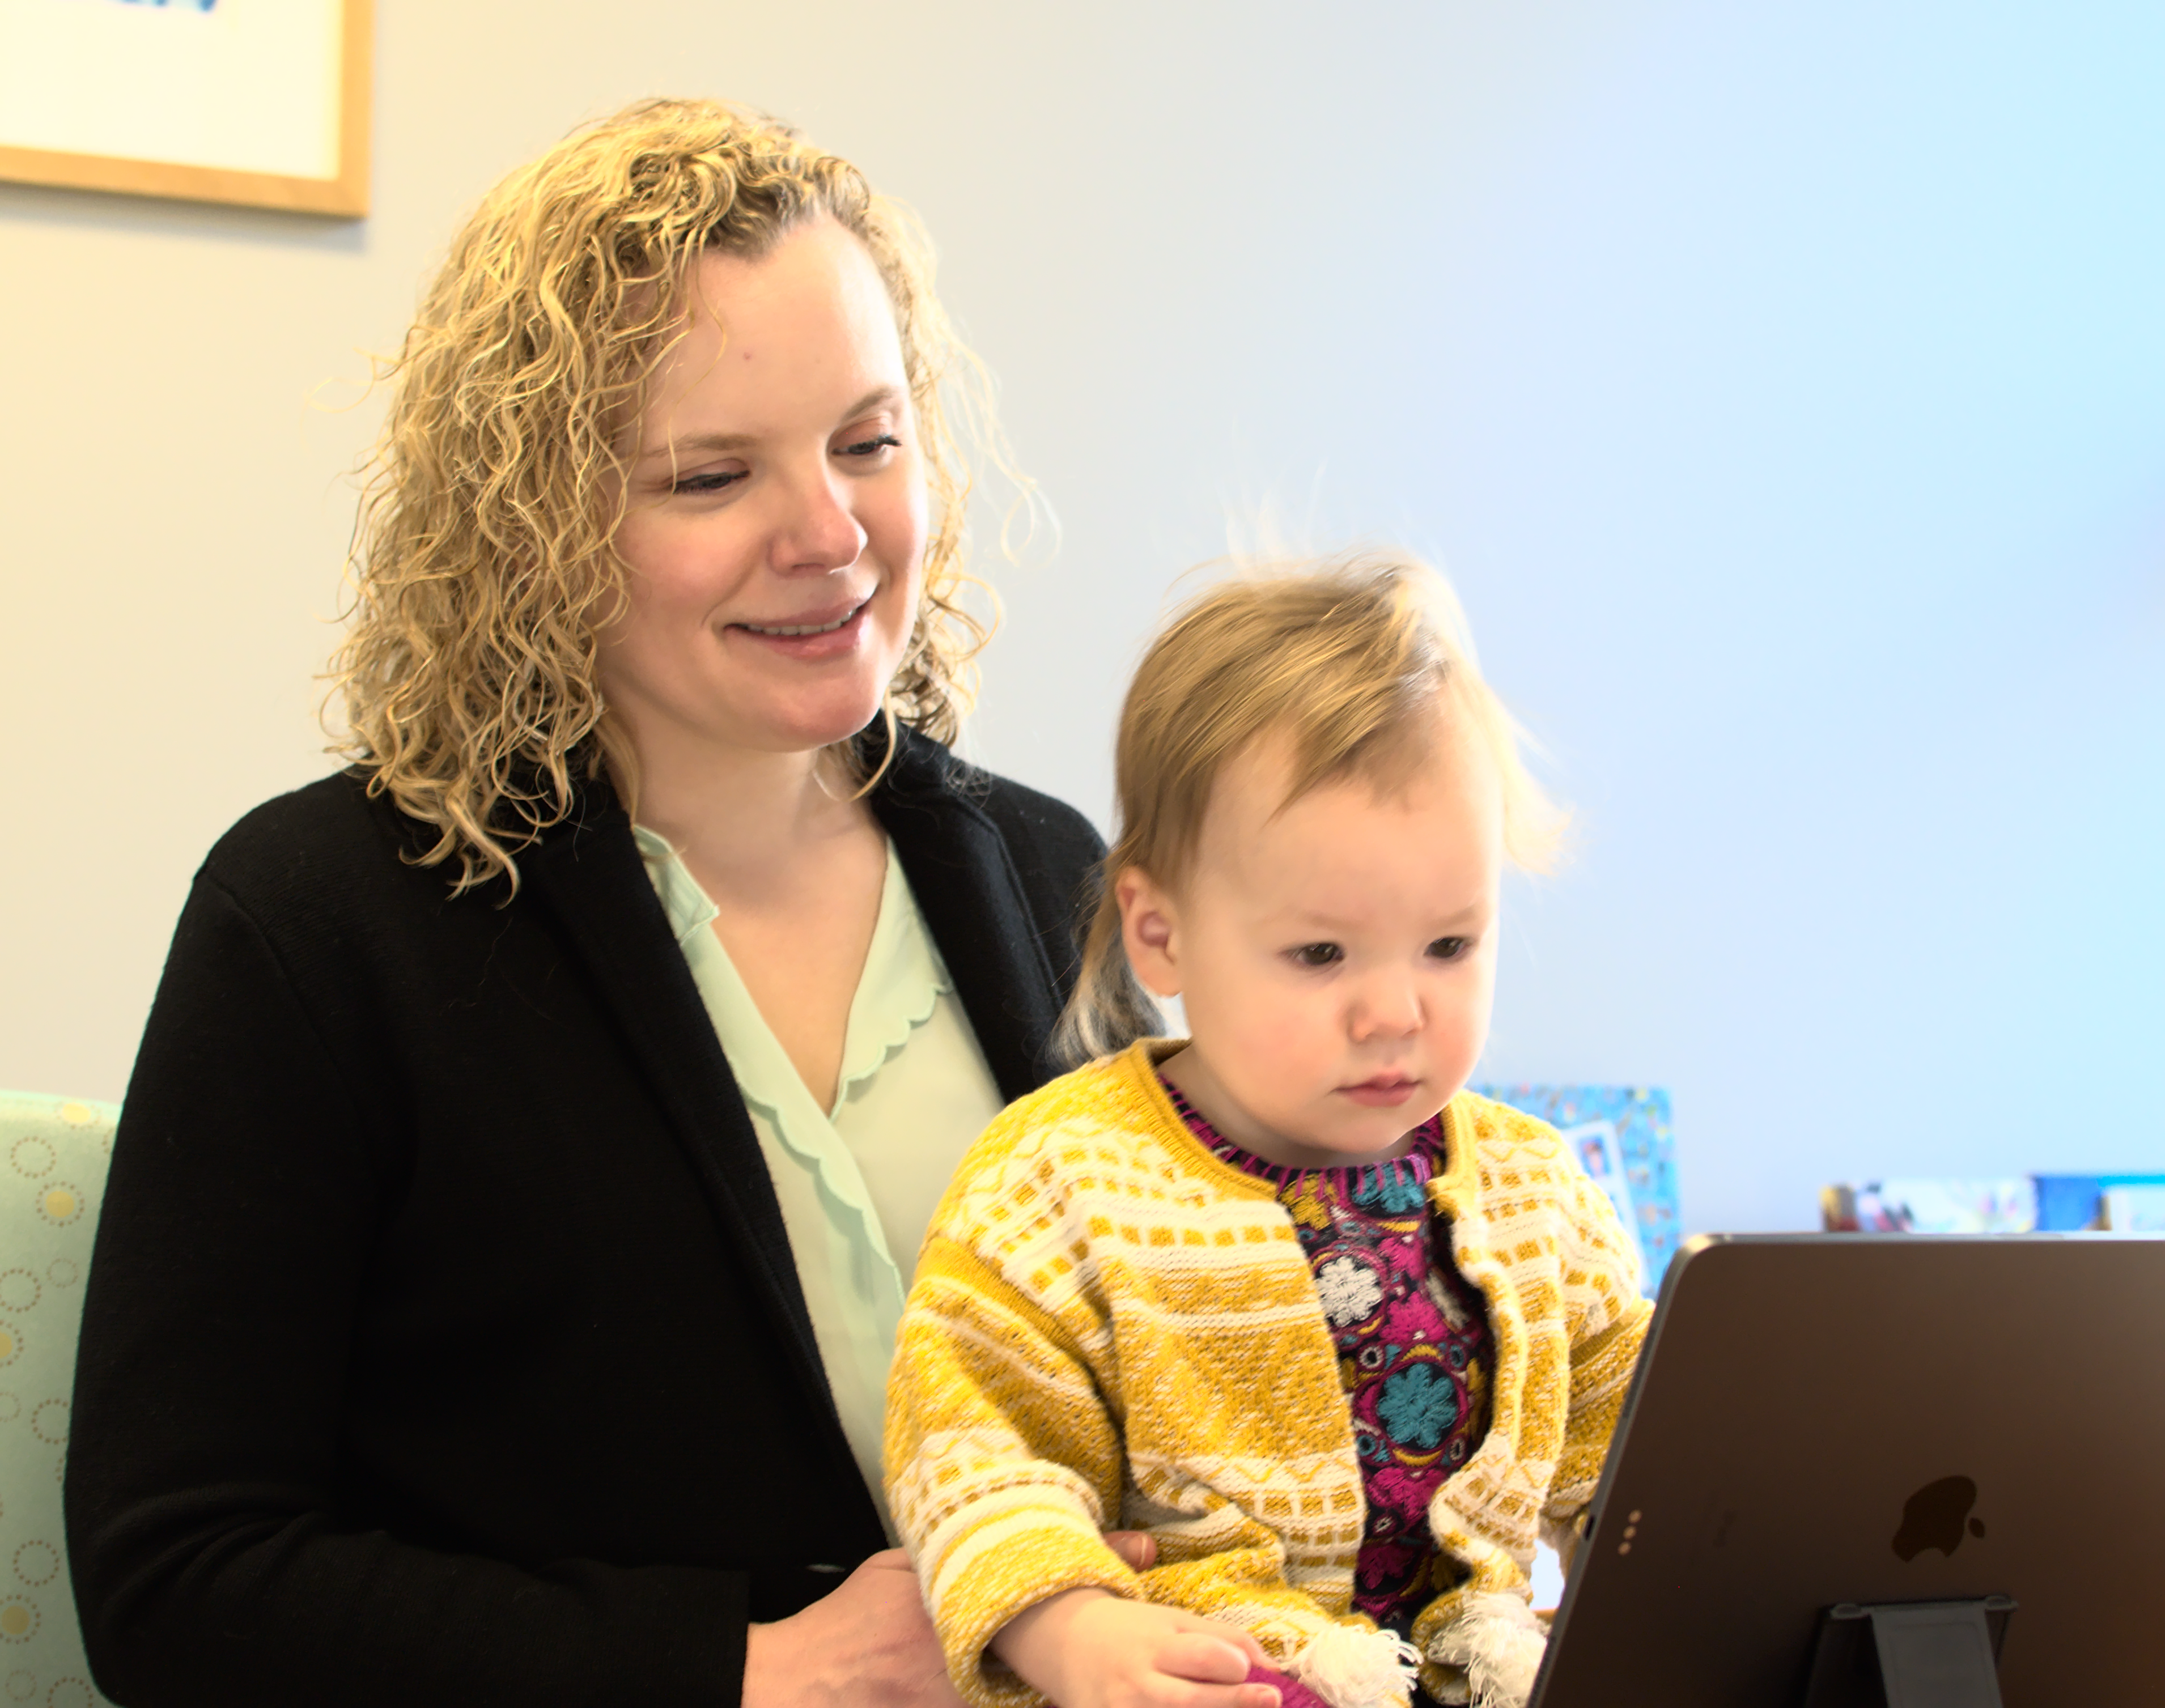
[329,97,1003,892]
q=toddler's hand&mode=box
[992,1588,1281,1708]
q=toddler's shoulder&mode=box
[1445,1091,1615,1230]
[1447,1090,1645,1300]
[1446,1089,1576,1174]
[928,1050,1182,1239]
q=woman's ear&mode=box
[1115,866,1182,999]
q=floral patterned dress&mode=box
[1161,1079,1494,1634]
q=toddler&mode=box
[885,554,1650,1708]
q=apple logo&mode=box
[1891,1475,1989,1561]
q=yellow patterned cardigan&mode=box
[884,1042,1652,1708]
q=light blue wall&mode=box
[927,3,2165,1233]
[3,2,2158,1235]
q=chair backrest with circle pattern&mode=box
[0,1091,119,1708]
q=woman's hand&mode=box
[991,1586,1280,1708]
[741,1534,1162,1708]
[742,1549,957,1708]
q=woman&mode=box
[66,98,1129,1707]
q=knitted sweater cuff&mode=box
[930,1512,1141,1708]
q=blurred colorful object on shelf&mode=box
[1821,1172,2165,1233]
[1819,1178,2036,1233]
[2102,1185,2165,1232]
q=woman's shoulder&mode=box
[198,770,407,898]
[194,769,617,937]
[958,764,1103,866]
[880,725,1105,874]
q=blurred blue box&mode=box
[2034,1174,2165,1230]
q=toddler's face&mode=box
[1120,715,1502,1170]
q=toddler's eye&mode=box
[838,432,902,458]
[1428,937,1471,962]
[1289,942,1342,968]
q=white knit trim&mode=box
[1424,1592,1547,1708]
[1294,1622,1420,1708]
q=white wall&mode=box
[3,1,2160,1235]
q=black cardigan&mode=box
[65,728,1104,1708]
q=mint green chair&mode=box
[0,1091,118,1708]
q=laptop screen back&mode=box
[1532,1233,2165,1706]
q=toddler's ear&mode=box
[1114,867,1182,998]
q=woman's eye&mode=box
[672,469,746,495]
[1289,942,1342,969]
[1428,937,1471,962]
[838,432,902,458]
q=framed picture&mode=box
[0,0,371,216]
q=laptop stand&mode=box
[1800,1597,2016,1708]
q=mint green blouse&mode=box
[635,829,1006,1533]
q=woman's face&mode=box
[601,218,928,763]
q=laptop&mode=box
[1529,1233,2165,1706]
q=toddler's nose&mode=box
[1349,972,1423,1040]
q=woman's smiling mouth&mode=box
[735,596,870,638]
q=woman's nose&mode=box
[771,461,868,571]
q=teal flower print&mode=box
[1376,1361,1459,1451]
[1355,1164,1428,1216]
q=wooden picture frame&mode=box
[0,0,371,218]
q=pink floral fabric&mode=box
[1161,1078,1493,1633]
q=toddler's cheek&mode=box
[1247,1039,1325,1117]
[1232,1017,1336,1103]
[1431,1012,1488,1090]
[1241,992,1338,1061]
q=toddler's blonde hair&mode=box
[1055,550,1564,1064]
